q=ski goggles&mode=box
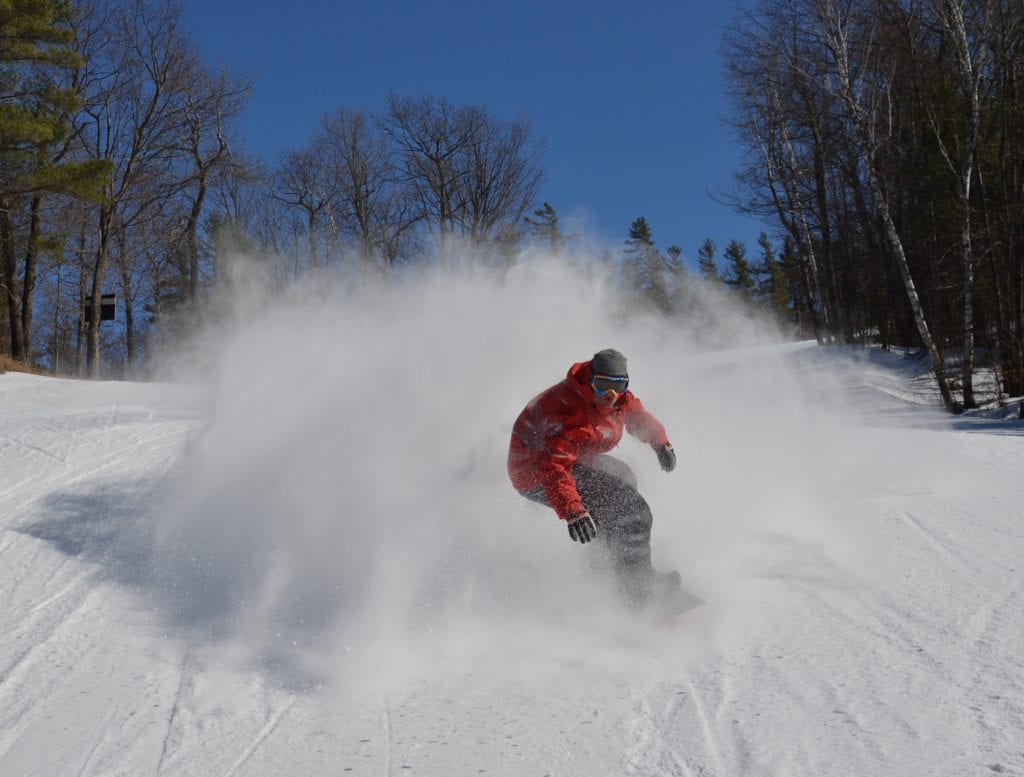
[591,374,629,395]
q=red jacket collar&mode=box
[566,360,591,387]
[566,359,628,411]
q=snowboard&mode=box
[645,588,705,623]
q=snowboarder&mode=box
[508,348,680,606]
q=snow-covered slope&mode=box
[1,342,1022,777]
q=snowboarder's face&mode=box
[591,374,628,408]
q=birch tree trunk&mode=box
[819,0,959,411]
[924,0,992,409]
[759,77,831,342]
[866,169,957,412]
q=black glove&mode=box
[567,511,597,543]
[655,443,676,472]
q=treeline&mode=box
[0,0,545,377]
[722,0,1024,411]
[610,215,795,336]
[8,1,1022,413]
[1,0,251,377]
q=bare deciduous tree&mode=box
[721,0,1017,410]
[75,0,198,376]
[920,0,994,408]
[272,144,339,272]
[319,108,416,270]
[178,66,253,300]
[380,93,543,265]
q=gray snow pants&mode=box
[521,454,655,583]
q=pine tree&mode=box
[524,202,568,252]
[664,244,686,279]
[753,232,790,317]
[778,235,813,336]
[0,0,111,199]
[663,243,689,311]
[697,238,719,281]
[623,217,651,307]
[0,0,108,361]
[623,217,674,313]
[723,239,755,300]
[625,216,654,253]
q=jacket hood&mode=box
[566,360,592,386]
[566,360,628,409]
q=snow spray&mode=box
[144,243,958,687]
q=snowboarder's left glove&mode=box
[655,443,676,472]
[567,511,598,543]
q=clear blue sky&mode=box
[183,0,765,268]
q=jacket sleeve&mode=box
[623,395,670,447]
[537,428,588,520]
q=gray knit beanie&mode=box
[592,348,628,377]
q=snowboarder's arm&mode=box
[536,434,587,519]
[623,395,670,447]
[624,395,676,472]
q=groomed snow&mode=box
[2,275,1023,776]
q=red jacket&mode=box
[507,359,670,519]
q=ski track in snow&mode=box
[222,697,296,777]
[155,652,190,775]
[2,351,1024,777]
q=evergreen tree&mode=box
[0,1,79,175]
[0,0,107,361]
[663,243,689,311]
[524,202,568,252]
[697,238,719,281]
[625,216,654,253]
[778,235,813,336]
[723,239,755,300]
[623,216,674,313]
[753,232,790,316]
[664,244,686,280]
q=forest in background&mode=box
[1,0,1021,414]
[723,0,1024,411]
